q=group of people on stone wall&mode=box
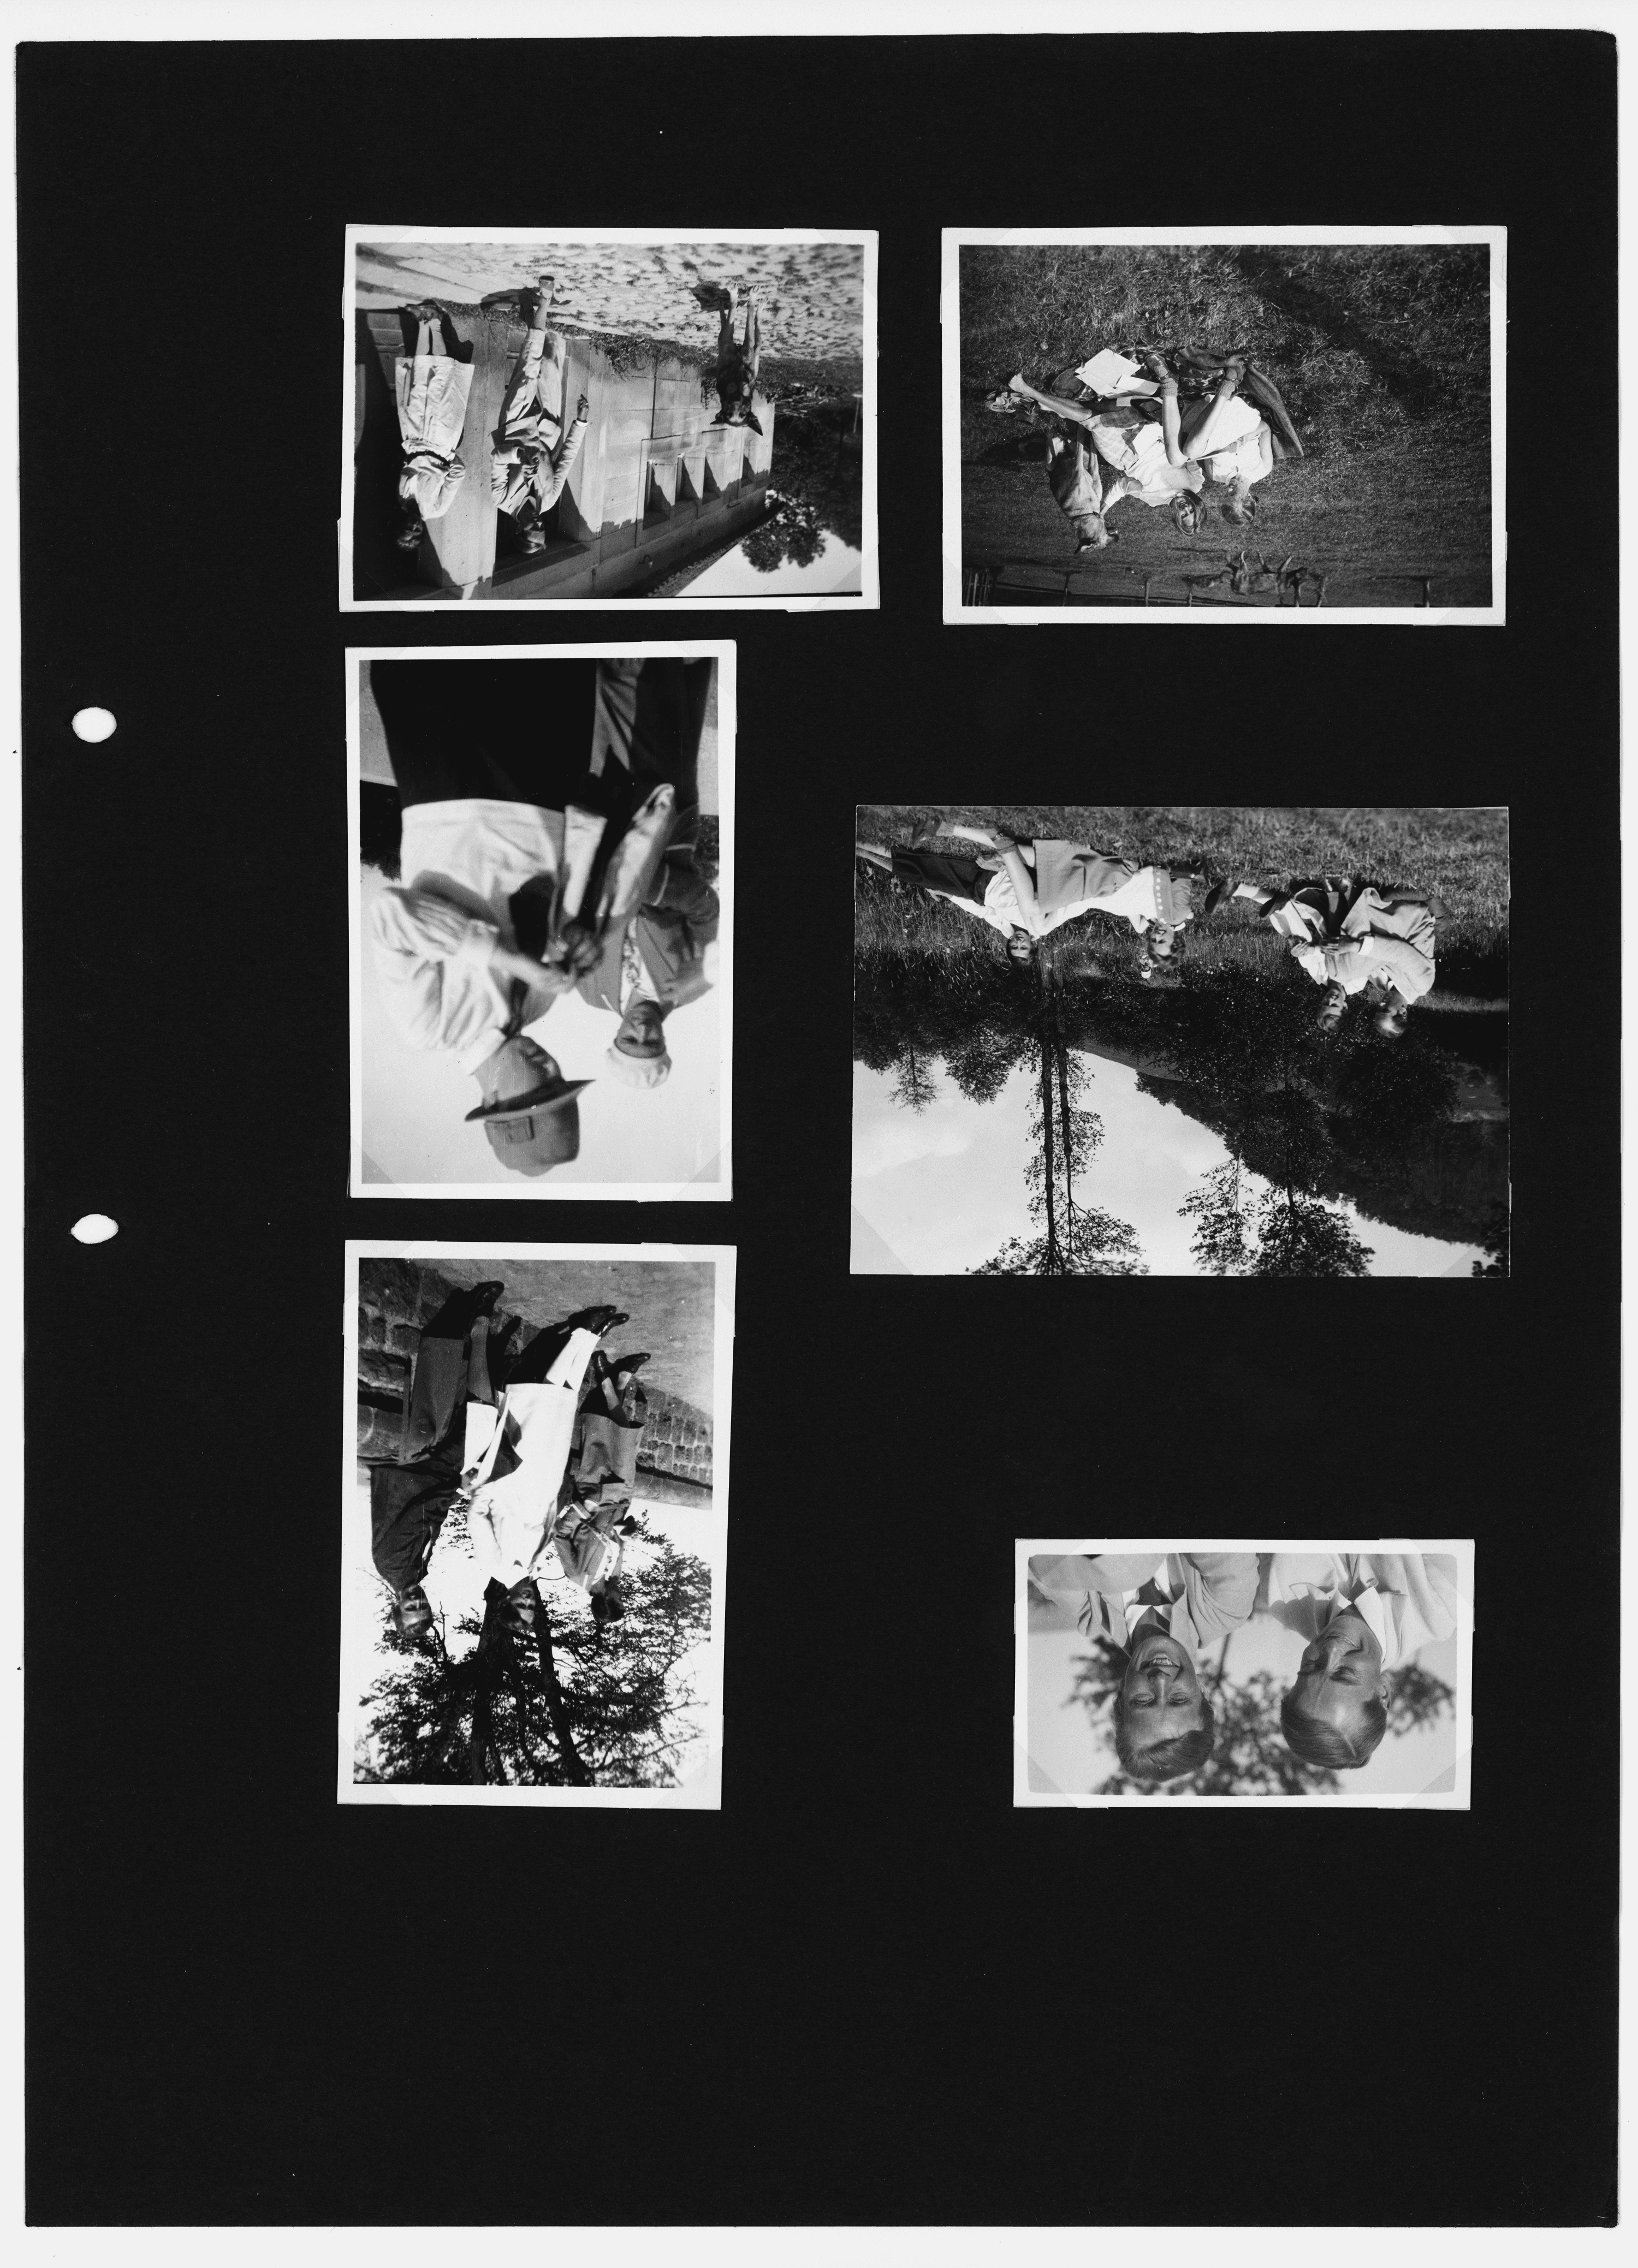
[1029,1550,1459,1783]
[366,1282,664,1650]
[859,818,1439,1036]
[392,273,765,559]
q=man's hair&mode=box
[1112,1694,1216,1783]
[1280,1691,1388,1769]
[395,511,425,553]
[590,1585,626,1625]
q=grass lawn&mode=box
[856,805,1509,1002]
[958,244,1493,605]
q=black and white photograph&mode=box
[343,1243,732,1806]
[1018,1541,1473,1807]
[346,227,876,608]
[350,646,730,1199]
[944,227,1503,621]
[853,806,1509,1276]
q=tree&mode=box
[742,494,826,576]
[1471,1198,1510,1278]
[742,405,863,578]
[971,990,1147,1276]
[355,1539,715,1789]
[1250,1189,1373,1277]
[1179,1157,1254,1275]
[1067,1633,1456,1797]
[889,1048,940,1115]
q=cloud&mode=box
[853,1115,974,1181]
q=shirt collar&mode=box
[1322,1582,1393,1668]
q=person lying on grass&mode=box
[1260,1552,1459,1772]
[393,302,477,558]
[999,349,1288,549]
[856,821,1233,971]
[1226,876,1443,1036]
[1030,1552,1260,1785]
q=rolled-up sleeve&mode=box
[368,885,501,1052]
[1357,930,1436,1000]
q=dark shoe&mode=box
[1202,876,1237,916]
[609,1353,651,1382]
[471,1280,506,1313]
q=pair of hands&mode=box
[491,922,602,991]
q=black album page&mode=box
[20,29,1617,2238]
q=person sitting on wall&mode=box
[1262,1551,1459,1771]
[1029,1552,1260,1784]
[393,302,477,558]
[460,1304,630,1608]
[548,1349,651,1623]
[365,654,716,1175]
[856,820,1232,969]
[693,281,765,434]
[1227,876,1443,1035]
[490,276,591,554]
[364,1277,506,1644]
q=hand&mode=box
[577,393,590,419]
[560,920,603,977]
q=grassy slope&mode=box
[959,244,1492,603]
[856,805,1509,1001]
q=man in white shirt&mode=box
[490,276,591,552]
[1228,877,1440,1035]
[1005,351,1266,540]
[1260,1551,1459,1770]
[366,655,713,1174]
[461,1303,628,1631]
[1029,1551,1259,1784]
[856,825,1230,969]
[393,303,477,556]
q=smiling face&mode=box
[1287,1608,1388,1742]
[1117,1624,1207,1771]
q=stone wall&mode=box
[356,1260,713,1488]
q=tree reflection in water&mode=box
[854,926,1509,1277]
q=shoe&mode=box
[1202,877,1237,916]
[471,1280,506,1311]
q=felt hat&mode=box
[466,1039,591,1176]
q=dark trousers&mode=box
[891,847,990,906]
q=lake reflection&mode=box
[851,960,1508,1277]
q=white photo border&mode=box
[340,1239,736,1811]
[346,640,734,1203]
[340,223,879,614]
[942,224,1506,627]
[1014,1536,1475,1808]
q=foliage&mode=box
[355,1538,713,1788]
[969,995,1147,1276]
[957,242,1493,600]
[854,810,1510,1258]
[1471,1199,1511,1278]
[743,402,863,575]
[1068,1633,1457,1797]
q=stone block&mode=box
[391,1323,422,1355]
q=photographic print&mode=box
[1018,1541,1473,1807]
[853,806,1509,1277]
[350,646,731,1199]
[346,227,876,608]
[343,1243,732,1807]
[944,227,1503,622]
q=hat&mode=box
[466,1038,591,1177]
[606,1041,672,1090]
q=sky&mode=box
[358,864,725,1190]
[851,1049,1487,1277]
[1025,1615,1461,1799]
[345,1469,725,1791]
[685,531,863,598]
